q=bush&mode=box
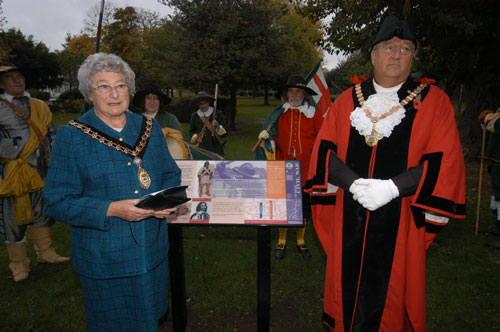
[165,97,197,123]
[52,89,84,113]
[165,97,231,124]
[54,99,84,113]
[27,90,50,101]
[56,89,84,101]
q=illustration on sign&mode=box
[167,160,303,226]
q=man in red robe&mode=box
[305,15,466,332]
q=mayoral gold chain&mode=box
[355,83,427,147]
[69,118,154,189]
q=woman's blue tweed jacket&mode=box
[43,110,181,279]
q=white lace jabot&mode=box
[282,101,316,119]
[350,81,405,140]
[197,106,214,118]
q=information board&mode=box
[166,160,303,226]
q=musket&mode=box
[212,83,219,137]
[196,84,223,147]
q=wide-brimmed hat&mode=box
[278,75,317,96]
[132,82,172,108]
[192,91,214,105]
[373,15,417,48]
[0,63,23,76]
[233,163,260,179]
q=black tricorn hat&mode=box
[373,15,417,48]
[278,75,317,96]
[132,82,172,108]
[192,91,214,105]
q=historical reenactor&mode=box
[132,82,186,140]
[479,108,500,248]
[189,91,227,157]
[304,15,466,331]
[254,75,324,260]
[0,63,70,282]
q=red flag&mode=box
[305,62,332,117]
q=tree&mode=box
[101,6,165,85]
[0,0,6,29]
[65,5,167,89]
[82,1,117,36]
[297,0,500,160]
[0,29,62,89]
[264,2,323,104]
[0,0,9,62]
[140,20,182,92]
[326,51,372,95]
[161,0,322,129]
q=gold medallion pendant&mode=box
[365,129,380,147]
[69,118,155,189]
[134,157,151,189]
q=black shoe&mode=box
[274,243,286,259]
[297,244,312,260]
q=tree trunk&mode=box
[264,86,269,105]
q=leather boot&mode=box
[26,227,71,263]
[6,242,30,282]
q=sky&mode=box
[2,0,345,70]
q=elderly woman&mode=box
[43,53,181,332]
[132,82,186,140]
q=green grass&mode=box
[236,96,281,120]
[1,97,499,332]
[52,112,79,128]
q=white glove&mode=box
[258,130,270,140]
[349,181,365,196]
[191,134,198,143]
[350,178,399,211]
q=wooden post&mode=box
[476,124,487,236]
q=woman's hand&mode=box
[107,199,156,222]
[152,207,177,219]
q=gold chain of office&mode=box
[69,118,154,189]
[355,83,427,147]
[68,118,153,157]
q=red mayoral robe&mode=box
[304,78,466,332]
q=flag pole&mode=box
[95,0,105,53]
